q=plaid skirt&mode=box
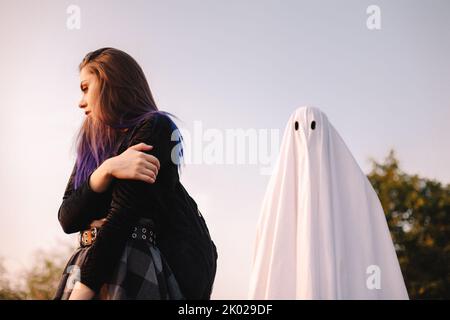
[53,229,185,300]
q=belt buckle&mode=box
[81,227,98,247]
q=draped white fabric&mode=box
[248,106,408,299]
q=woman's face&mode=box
[78,67,99,118]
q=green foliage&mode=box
[0,258,27,300]
[0,242,76,300]
[21,248,69,299]
[368,150,450,299]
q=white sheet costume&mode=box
[248,106,408,299]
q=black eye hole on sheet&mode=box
[311,121,316,130]
[294,121,299,131]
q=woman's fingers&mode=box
[141,167,157,181]
[141,153,160,170]
[129,142,153,151]
[90,218,107,228]
[137,170,156,184]
[142,162,158,177]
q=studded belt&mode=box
[131,224,156,245]
[80,219,157,247]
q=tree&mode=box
[21,248,71,299]
[367,150,450,299]
[0,241,76,300]
[0,258,27,300]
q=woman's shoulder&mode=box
[135,111,178,134]
[128,111,180,147]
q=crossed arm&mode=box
[58,114,177,299]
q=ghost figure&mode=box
[248,106,408,299]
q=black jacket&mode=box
[58,112,217,299]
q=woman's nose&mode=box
[79,99,87,109]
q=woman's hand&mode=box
[70,218,104,299]
[90,218,107,228]
[68,281,95,300]
[89,143,160,193]
[106,143,161,184]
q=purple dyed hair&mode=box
[73,47,183,189]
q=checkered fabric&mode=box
[54,230,185,300]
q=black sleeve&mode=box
[58,163,112,234]
[79,113,177,293]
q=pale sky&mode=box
[0,0,449,299]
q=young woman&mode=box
[54,47,218,300]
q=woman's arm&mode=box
[88,143,159,192]
[68,281,95,300]
[75,113,179,295]
[58,141,158,234]
[88,160,114,193]
[57,161,113,234]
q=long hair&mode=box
[73,47,178,189]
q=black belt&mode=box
[80,218,157,247]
